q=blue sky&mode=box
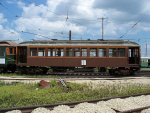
[0,0,150,56]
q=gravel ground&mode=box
[68,77,150,89]
[6,95,150,113]
[141,108,150,113]
[6,110,22,113]
[0,76,150,85]
[31,107,51,113]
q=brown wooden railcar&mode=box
[16,40,140,75]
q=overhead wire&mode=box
[119,19,141,39]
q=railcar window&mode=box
[38,48,45,56]
[98,48,106,57]
[109,48,117,57]
[56,48,64,56]
[66,48,73,56]
[0,48,5,57]
[118,48,125,57]
[81,48,87,57]
[128,48,139,57]
[128,49,132,57]
[74,48,80,56]
[48,48,55,56]
[90,48,97,57]
[9,48,13,54]
[135,48,139,57]
[30,48,37,56]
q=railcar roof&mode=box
[0,41,18,47]
[19,40,140,47]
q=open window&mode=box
[81,48,87,57]
[30,48,37,56]
[56,48,64,56]
[48,48,55,56]
[109,48,117,57]
[66,48,74,56]
[38,48,45,56]
[98,48,106,57]
[90,48,97,57]
[74,48,80,57]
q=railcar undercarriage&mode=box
[16,66,138,76]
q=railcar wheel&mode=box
[109,69,115,75]
[119,69,130,76]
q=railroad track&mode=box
[1,92,150,113]
[0,75,150,82]
[0,70,150,79]
[0,72,150,82]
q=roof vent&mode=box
[51,39,58,41]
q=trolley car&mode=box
[16,39,140,75]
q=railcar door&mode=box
[18,46,27,63]
[0,47,6,64]
[128,47,140,64]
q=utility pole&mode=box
[146,42,147,57]
[98,17,107,40]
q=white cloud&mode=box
[9,0,150,42]
[47,0,64,11]
[2,0,150,56]
[0,13,21,41]
[0,14,7,24]
[141,0,150,15]
[22,4,47,18]
[0,26,21,41]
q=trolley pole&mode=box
[98,17,107,40]
[146,42,147,57]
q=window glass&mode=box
[30,48,37,56]
[98,48,106,57]
[118,48,125,57]
[9,48,13,54]
[56,48,64,56]
[48,48,55,56]
[0,48,5,57]
[128,48,139,57]
[66,48,73,56]
[74,48,80,56]
[81,48,87,56]
[38,48,45,56]
[135,48,139,57]
[90,48,97,57]
[128,49,132,57]
[109,48,117,57]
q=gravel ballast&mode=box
[6,95,150,113]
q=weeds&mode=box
[0,80,150,108]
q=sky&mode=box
[0,0,150,56]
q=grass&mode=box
[0,73,59,78]
[0,73,79,79]
[0,80,150,109]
